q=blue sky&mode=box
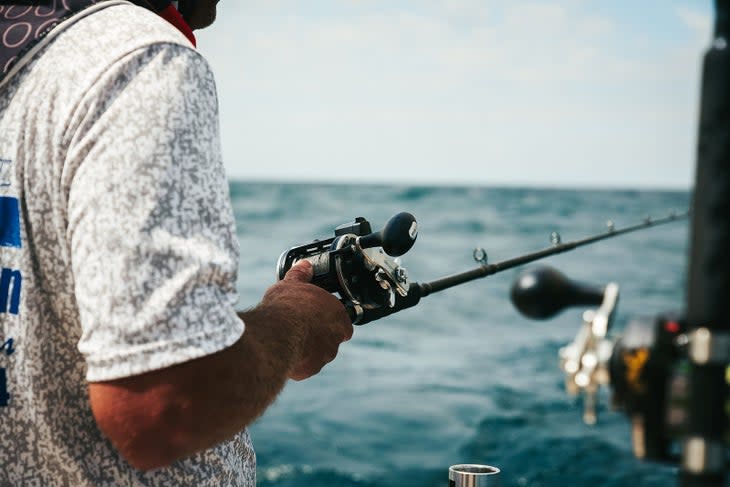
[197,0,714,189]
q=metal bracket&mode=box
[559,282,620,425]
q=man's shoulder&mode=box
[1,2,202,97]
[57,2,197,70]
[13,2,210,111]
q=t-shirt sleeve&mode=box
[66,42,244,382]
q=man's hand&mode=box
[262,260,353,381]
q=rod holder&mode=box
[448,464,501,487]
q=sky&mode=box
[196,0,715,190]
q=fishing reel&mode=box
[276,212,419,325]
[511,266,729,465]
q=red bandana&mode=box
[157,4,196,46]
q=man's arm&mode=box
[87,261,353,471]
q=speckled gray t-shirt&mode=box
[0,2,255,485]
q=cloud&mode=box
[676,5,713,43]
[200,0,713,189]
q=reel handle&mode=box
[357,212,418,257]
[510,265,605,320]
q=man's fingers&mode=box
[283,259,313,283]
[342,323,354,342]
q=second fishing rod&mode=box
[275,209,690,326]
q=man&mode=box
[0,1,353,485]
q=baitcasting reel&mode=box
[276,212,418,325]
[510,266,619,426]
[510,265,729,465]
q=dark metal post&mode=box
[681,1,730,485]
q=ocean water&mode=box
[229,182,690,487]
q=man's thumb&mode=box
[283,259,314,282]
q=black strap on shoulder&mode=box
[0,0,174,85]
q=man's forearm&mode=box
[88,261,352,471]
[88,305,302,470]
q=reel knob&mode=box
[358,212,418,257]
[510,265,605,320]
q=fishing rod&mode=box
[420,210,689,296]
[276,209,689,326]
[680,1,730,485]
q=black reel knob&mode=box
[358,212,418,257]
[510,265,605,320]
